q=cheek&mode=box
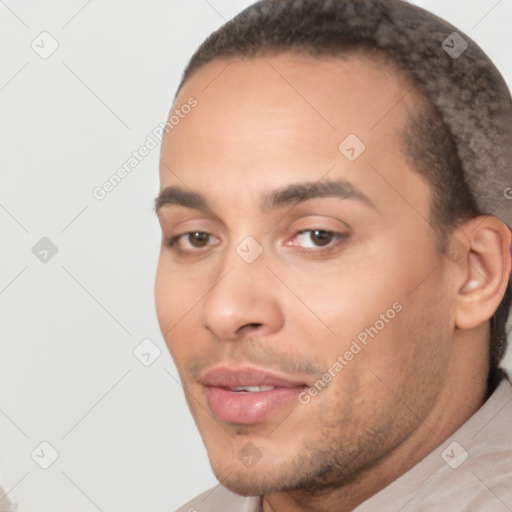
[154,253,176,330]
[275,251,408,346]
[155,251,219,368]
[278,233,447,368]
[154,253,196,352]
[155,251,206,323]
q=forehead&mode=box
[159,54,428,212]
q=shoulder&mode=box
[174,485,261,512]
[427,379,512,510]
[414,378,512,511]
[355,378,512,511]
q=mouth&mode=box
[200,366,309,425]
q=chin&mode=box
[209,459,278,496]
[216,473,269,496]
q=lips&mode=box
[200,366,308,425]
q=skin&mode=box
[154,54,511,512]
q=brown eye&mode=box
[290,229,346,250]
[164,231,219,253]
[309,230,333,247]
[187,232,210,248]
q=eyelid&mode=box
[285,229,349,250]
[282,213,351,253]
[285,214,350,236]
[157,208,226,235]
[160,215,220,242]
[166,231,220,251]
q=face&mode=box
[155,54,456,496]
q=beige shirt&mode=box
[176,378,512,511]
[0,485,14,512]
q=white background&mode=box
[1,1,511,511]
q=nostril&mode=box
[238,323,263,334]
[235,322,263,338]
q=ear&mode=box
[449,216,511,330]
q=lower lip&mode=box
[205,386,305,425]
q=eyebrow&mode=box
[154,179,374,215]
[262,179,374,210]
[154,186,210,214]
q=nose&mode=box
[200,251,285,341]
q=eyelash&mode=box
[163,229,348,255]
[164,232,215,251]
[291,229,348,252]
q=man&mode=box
[154,0,512,510]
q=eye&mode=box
[290,229,346,249]
[165,231,216,251]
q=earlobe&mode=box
[454,216,511,331]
